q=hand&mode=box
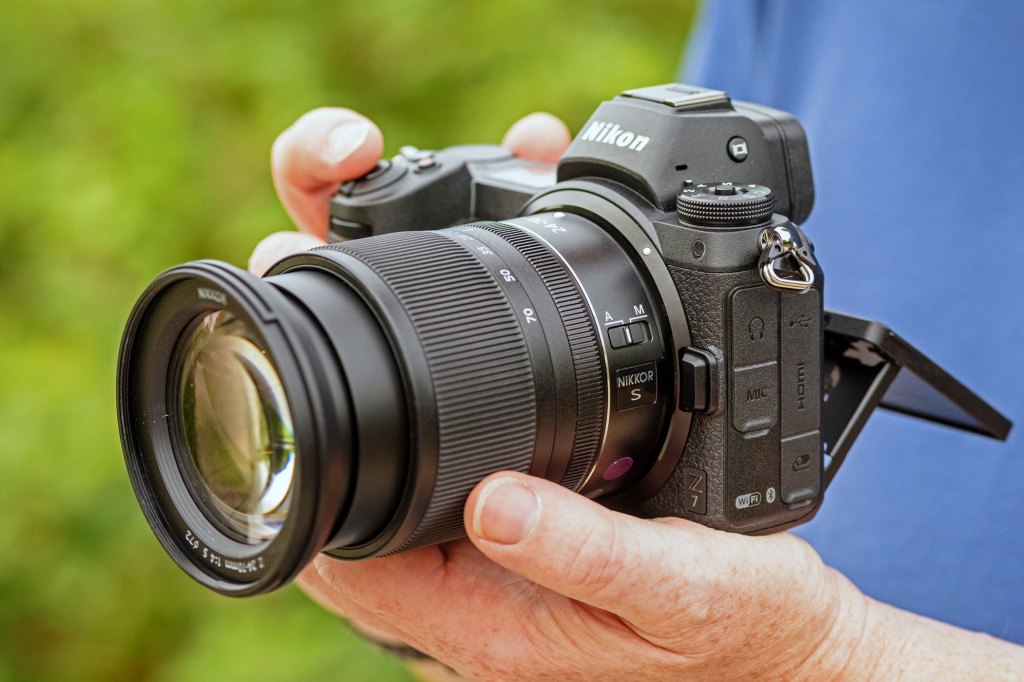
[248,107,571,274]
[301,471,875,681]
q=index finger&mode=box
[271,107,384,237]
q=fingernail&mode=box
[472,477,540,545]
[324,121,370,163]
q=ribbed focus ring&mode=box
[324,232,538,552]
[478,222,605,492]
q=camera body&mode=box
[328,83,825,534]
[117,82,1008,594]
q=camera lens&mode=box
[175,310,296,544]
[118,213,683,596]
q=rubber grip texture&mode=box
[637,265,761,528]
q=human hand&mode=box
[248,107,571,275]
[297,469,880,681]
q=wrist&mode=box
[796,568,894,681]
[799,569,1024,681]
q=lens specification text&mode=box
[184,529,265,575]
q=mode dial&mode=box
[676,182,775,227]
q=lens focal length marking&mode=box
[183,526,267,576]
[448,231,548,334]
[499,213,669,495]
[446,228,565,482]
[470,221,607,492]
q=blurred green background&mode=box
[0,1,696,679]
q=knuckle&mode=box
[562,520,626,598]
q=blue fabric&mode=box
[684,0,1024,642]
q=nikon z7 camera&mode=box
[117,84,1010,596]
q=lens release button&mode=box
[680,348,716,413]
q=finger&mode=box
[247,230,326,276]
[308,545,451,626]
[501,112,572,164]
[271,108,384,238]
[297,562,422,648]
[305,538,665,678]
[306,546,507,670]
[308,541,537,655]
[463,472,724,629]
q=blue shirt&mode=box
[684,0,1024,642]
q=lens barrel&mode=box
[119,215,674,595]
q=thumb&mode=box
[464,472,716,628]
[271,107,385,237]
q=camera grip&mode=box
[635,264,762,528]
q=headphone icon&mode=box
[749,317,765,341]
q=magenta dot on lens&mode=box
[602,457,634,481]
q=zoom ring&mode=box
[479,222,606,492]
[325,232,538,552]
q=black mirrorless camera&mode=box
[117,84,1011,596]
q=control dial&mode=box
[676,182,775,227]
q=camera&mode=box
[117,83,1010,596]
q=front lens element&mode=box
[176,310,295,543]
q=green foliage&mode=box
[0,0,694,679]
